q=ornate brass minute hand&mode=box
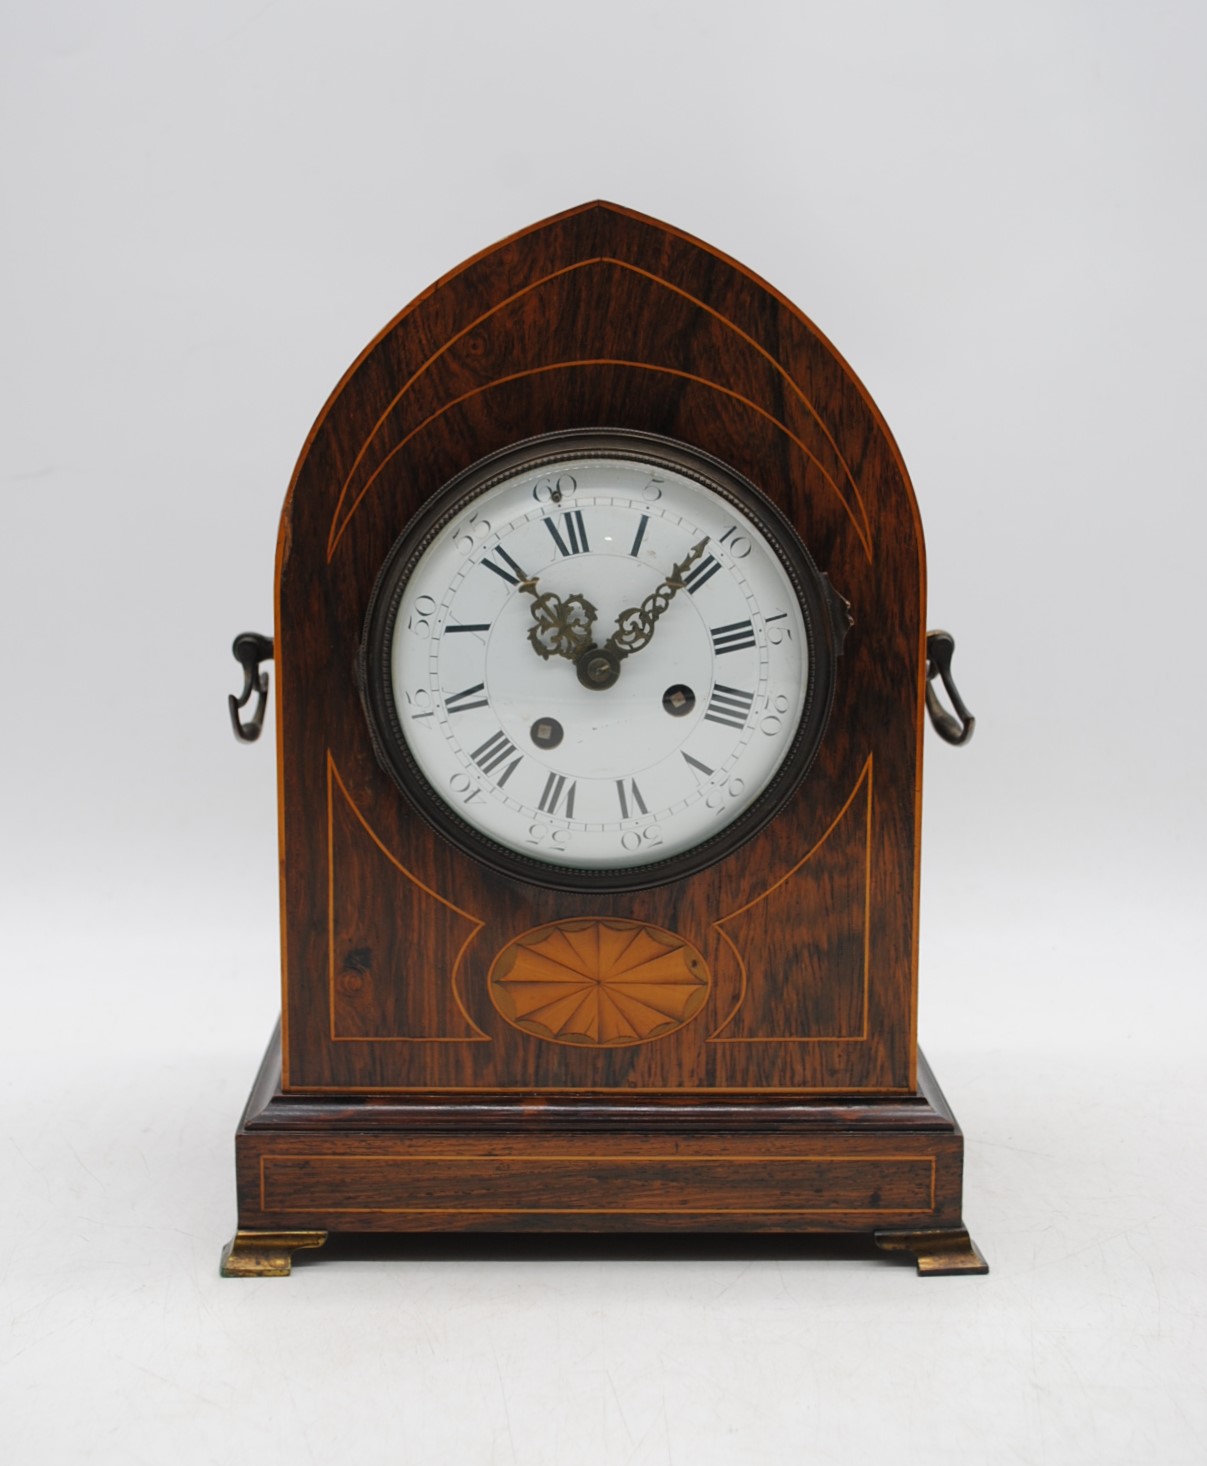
[601,538,710,661]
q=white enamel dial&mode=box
[385,447,812,874]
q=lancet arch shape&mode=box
[274,202,928,1097]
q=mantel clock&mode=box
[222,203,984,1277]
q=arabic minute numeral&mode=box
[531,472,577,504]
[407,594,437,638]
[448,771,484,805]
[718,525,752,558]
[761,692,791,736]
[526,822,570,850]
[706,775,746,813]
[454,511,492,555]
[766,611,791,645]
[621,824,664,852]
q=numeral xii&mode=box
[544,510,589,557]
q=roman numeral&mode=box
[537,771,577,818]
[445,683,489,715]
[710,619,757,656]
[481,545,528,585]
[629,515,649,558]
[470,730,521,786]
[704,684,755,730]
[615,778,648,820]
[544,510,589,557]
[445,621,491,635]
[682,554,722,595]
[681,751,714,780]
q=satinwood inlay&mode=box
[488,919,711,1047]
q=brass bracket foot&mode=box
[220,1230,328,1277]
[874,1226,989,1276]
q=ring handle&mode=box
[925,631,975,746]
[229,632,274,743]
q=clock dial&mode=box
[361,432,839,889]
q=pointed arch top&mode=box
[274,202,925,581]
[272,203,931,1097]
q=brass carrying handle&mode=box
[925,631,975,746]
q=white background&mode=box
[2,3,1204,1463]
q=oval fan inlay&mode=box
[488,919,711,1047]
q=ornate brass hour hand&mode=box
[494,556,597,662]
[601,538,710,661]
[527,589,598,661]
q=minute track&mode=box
[379,434,818,881]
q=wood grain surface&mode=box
[233,1030,966,1235]
[273,201,927,1098]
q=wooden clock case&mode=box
[221,202,986,1277]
